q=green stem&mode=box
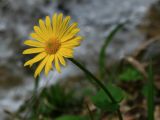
[69,58,123,120]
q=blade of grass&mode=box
[99,22,126,79]
[147,60,154,120]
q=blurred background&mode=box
[0,0,160,119]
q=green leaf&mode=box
[91,84,125,112]
[118,67,143,81]
[99,22,126,79]
[107,84,125,102]
[55,115,87,120]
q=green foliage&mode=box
[55,115,88,120]
[147,62,154,120]
[40,85,74,108]
[91,83,125,112]
[99,22,125,79]
[20,84,83,119]
[118,67,143,81]
[82,87,95,96]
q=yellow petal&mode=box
[24,52,47,66]
[46,16,52,35]
[24,40,44,47]
[57,13,63,34]
[34,55,50,78]
[39,19,47,33]
[45,55,54,76]
[59,18,72,36]
[61,37,82,48]
[62,16,71,29]
[55,55,61,73]
[23,48,44,54]
[30,33,45,42]
[62,28,80,40]
[57,54,66,66]
[34,26,48,41]
[71,28,80,34]
[66,23,78,33]
[58,16,71,39]
[52,13,58,34]
[58,48,73,58]
[61,23,78,41]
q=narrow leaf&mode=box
[99,22,126,79]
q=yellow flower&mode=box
[23,13,82,78]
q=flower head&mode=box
[23,13,82,78]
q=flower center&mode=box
[45,37,61,54]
